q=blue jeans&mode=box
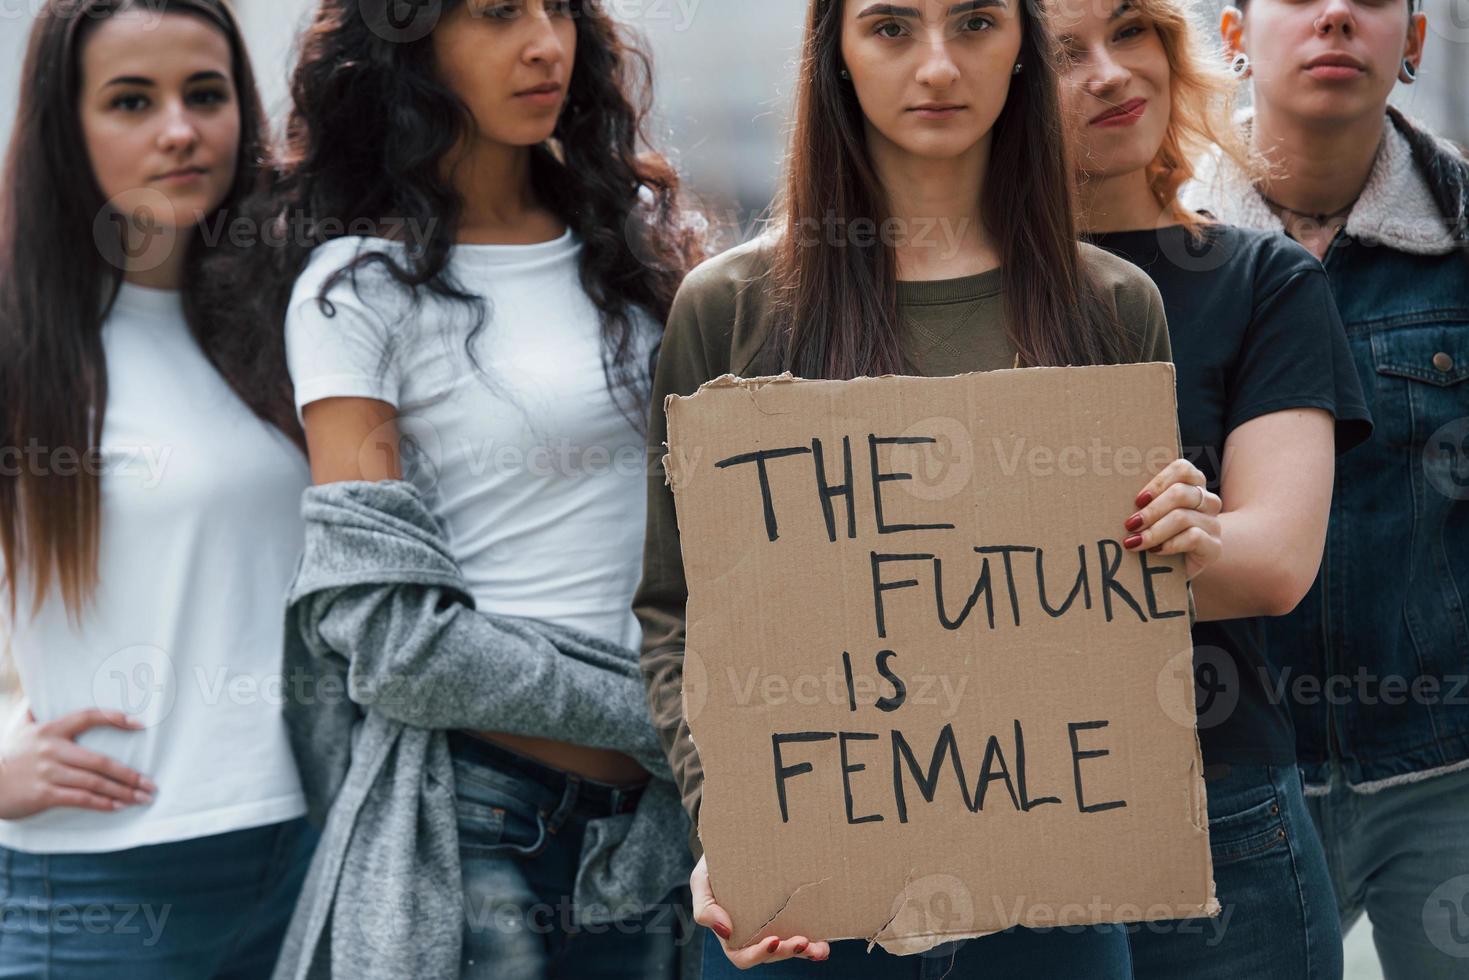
[699,922,1132,978]
[1307,764,1469,978]
[450,732,685,980]
[0,817,316,979]
[1130,764,1343,979]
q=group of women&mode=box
[0,0,1463,978]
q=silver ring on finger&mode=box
[1193,485,1207,511]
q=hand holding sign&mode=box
[1125,459,1223,579]
[692,855,831,966]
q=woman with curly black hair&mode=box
[262,1,706,978]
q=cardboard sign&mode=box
[665,364,1217,954]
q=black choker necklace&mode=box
[1257,190,1360,226]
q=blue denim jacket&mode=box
[1185,113,1469,792]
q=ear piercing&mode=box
[1230,53,1251,78]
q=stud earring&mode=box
[1012,62,1023,75]
[840,68,851,80]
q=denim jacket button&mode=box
[1433,351,1454,373]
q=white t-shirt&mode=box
[285,231,654,651]
[0,283,309,854]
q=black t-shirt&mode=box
[1087,222,1372,767]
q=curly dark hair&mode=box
[249,0,708,426]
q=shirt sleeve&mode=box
[1140,279,1174,364]
[1225,250,1373,454]
[284,260,402,419]
[1083,240,1172,364]
[634,270,725,860]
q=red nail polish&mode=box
[712,922,731,941]
[766,938,780,954]
[794,942,808,954]
[1125,514,1144,532]
[1136,490,1154,508]
[1149,545,1164,554]
[1124,534,1143,550]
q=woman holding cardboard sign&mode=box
[635,0,1225,973]
[1052,0,1372,975]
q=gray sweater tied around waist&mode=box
[271,480,691,980]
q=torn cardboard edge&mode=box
[706,866,1223,956]
[674,363,1181,402]
[661,365,1183,489]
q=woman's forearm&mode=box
[1190,508,1324,621]
[1190,410,1336,623]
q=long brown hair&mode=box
[773,0,1132,378]
[0,0,298,621]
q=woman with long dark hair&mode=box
[1052,0,1372,974]
[636,0,1227,974]
[265,2,706,978]
[0,0,315,976]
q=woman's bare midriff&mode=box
[472,731,649,786]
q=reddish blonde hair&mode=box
[1132,0,1258,230]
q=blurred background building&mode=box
[2,0,1465,224]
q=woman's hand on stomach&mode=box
[0,709,155,819]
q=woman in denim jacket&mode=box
[1184,0,1469,973]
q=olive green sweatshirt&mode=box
[634,236,1171,858]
